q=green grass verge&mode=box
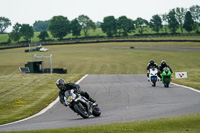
[0,42,200,132]
[0,74,83,124]
[1,113,200,133]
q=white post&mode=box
[41,61,44,73]
[42,55,44,61]
[50,54,52,74]
[34,54,37,61]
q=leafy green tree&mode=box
[183,11,194,33]
[96,21,101,28]
[78,15,96,37]
[173,7,187,33]
[70,18,82,38]
[135,17,148,35]
[7,38,11,44]
[0,17,11,33]
[33,20,49,32]
[189,5,200,33]
[8,23,22,43]
[49,16,70,40]
[20,24,34,42]
[167,10,179,34]
[161,13,168,33]
[149,14,162,33]
[38,31,49,41]
[117,16,135,36]
[101,16,117,37]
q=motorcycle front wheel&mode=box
[73,103,89,119]
[163,76,170,88]
[152,82,156,87]
[164,83,169,88]
[92,107,101,117]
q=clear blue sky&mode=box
[0,0,200,32]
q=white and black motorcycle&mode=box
[65,90,101,119]
[148,66,160,87]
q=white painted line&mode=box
[172,82,200,94]
[0,74,89,126]
[76,74,88,84]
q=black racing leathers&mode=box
[59,83,92,106]
[146,63,159,71]
[158,64,173,78]
[146,63,159,78]
[159,64,173,73]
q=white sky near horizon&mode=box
[0,0,200,32]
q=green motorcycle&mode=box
[161,67,172,88]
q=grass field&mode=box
[0,42,200,132]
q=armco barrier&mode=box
[1,39,200,50]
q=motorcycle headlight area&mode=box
[67,96,73,102]
[151,77,157,80]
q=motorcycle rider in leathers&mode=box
[159,60,173,75]
[146,60,159,80]
[56,79,97,107]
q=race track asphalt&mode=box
[1,74,200,131]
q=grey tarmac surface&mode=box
[1,74,200,131]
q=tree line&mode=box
[0,5,199,43]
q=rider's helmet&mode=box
[56,79,65,90]
[161,60,166,66]
[150,60,154,65]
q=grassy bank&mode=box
[0,42,200,131]
[1,113,200,133]
[0,74,83,124]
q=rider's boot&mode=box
[147,76,150,82]
[89,97,98,106]
[158,74,161,81]
[147,73,150,81]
